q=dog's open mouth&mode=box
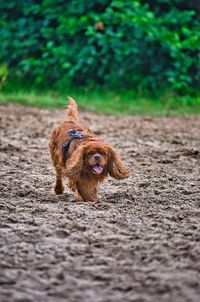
[92,163,103,174]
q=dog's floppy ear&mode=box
[107,146,129,180]
[65,145,85,177]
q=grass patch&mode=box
[0,87,200,115]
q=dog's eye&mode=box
[87,151,94,156]
[100,151,107,156]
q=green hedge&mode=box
[0,0,199,93]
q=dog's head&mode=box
[83,142,109,175]
[65,141,129,180]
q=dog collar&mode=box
[62,129,86,162]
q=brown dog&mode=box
[49,97,129,202]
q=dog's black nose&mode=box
[94,155,101,161]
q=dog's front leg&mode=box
[75,181,98,202]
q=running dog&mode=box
[49,97,129,201]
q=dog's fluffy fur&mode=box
[49,97,129,202]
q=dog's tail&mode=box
[65,97,79,122]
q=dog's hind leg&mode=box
[49,138,64,195]
[53,166,64,195]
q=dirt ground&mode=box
[0,103,200,302]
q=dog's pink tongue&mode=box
[93,165,103,174]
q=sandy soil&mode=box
[0,103,200,302]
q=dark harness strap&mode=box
[62,129,86,162]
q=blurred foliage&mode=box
[0,0,199,94]
[0,64,8,89]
